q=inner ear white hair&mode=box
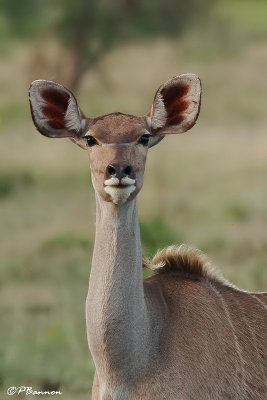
[148,74,201,136]
[29,80,86,138]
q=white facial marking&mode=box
[104,177,136,204]
[104,185,135,205]
[121,176,135,186]
[104,177,120,186]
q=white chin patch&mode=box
[104,185,135,205]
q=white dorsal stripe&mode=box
[250,294,267,310]
[208,282,247,397]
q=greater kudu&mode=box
[29,74,267,399]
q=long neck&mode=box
[86,194,150,385]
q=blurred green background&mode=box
[1,0,267,398]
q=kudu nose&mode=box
[106,164,132,179]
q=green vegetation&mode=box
[0,170,35,198]
[1,1,267,398]
[1,0,214,91]
[141,217,180,257]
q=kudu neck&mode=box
[86,193,149,384]
[94,193,140,235]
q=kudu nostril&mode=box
[106,164,133,179]
[124,165,132,176]
[107,165,116,176]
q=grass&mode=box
[1,6,267,397]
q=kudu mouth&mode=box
[104,176,136,205]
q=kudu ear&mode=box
[147,74,201,137]
[29,80,87,138]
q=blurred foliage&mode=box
[215,0,267,39]
[0,170,35,198]
[140,217,181,257]
[42,232,90,252]
[57,0,214,44]
[0,0,50,38]
[1,0,215,90]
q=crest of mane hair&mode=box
[144,245,227,284]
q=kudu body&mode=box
[29,75,267,399]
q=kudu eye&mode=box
[86,135,98,147]
[138,134,150,146]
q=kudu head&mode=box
[29,74,201,205]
